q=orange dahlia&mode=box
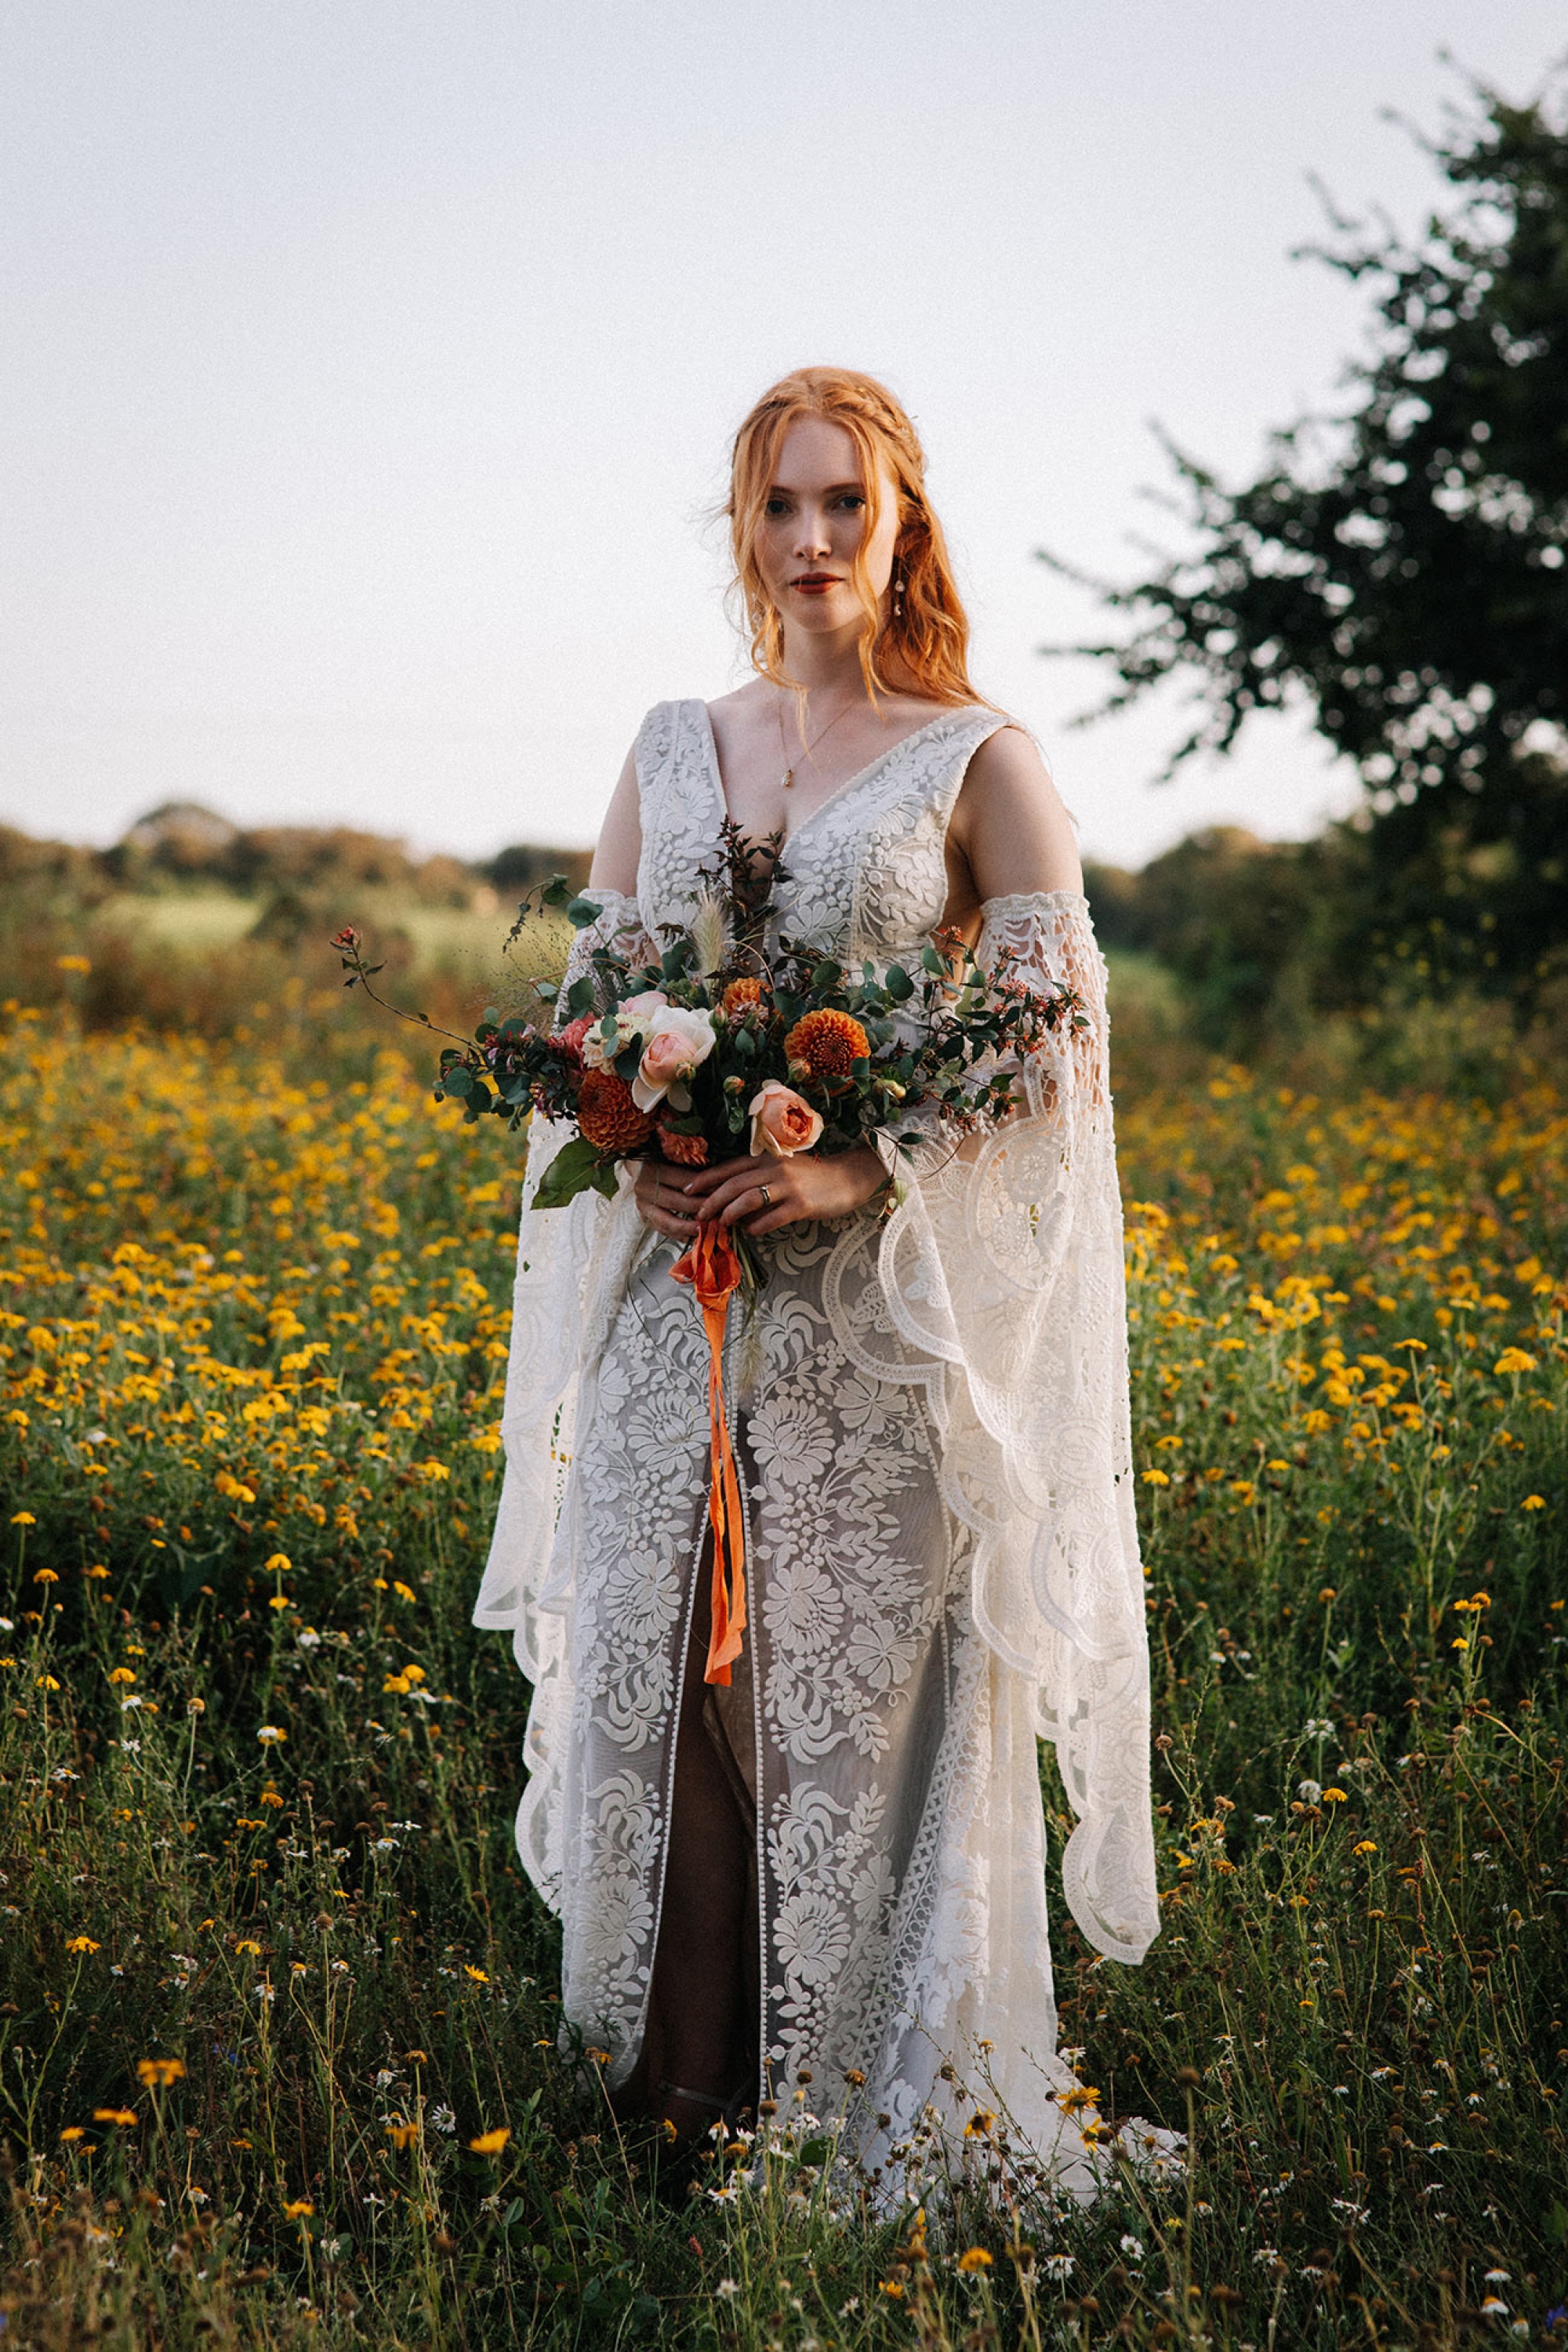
[784,1007,869,1078]
[721,976,765,1018]
[657,1125,710,1167]
[577,1068,655,1152]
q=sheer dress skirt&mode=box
[556,1212,1025,2141]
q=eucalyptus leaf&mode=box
[533,1138,619,1210]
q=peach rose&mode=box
[631,1006,717,1112]
[748,1080,823,1158]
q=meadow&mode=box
[0,974,1564,2350]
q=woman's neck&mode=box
[777,622,884,699]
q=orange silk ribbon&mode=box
[670,1219,747,1686]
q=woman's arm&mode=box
[588,742,643,894]
[942,724,1083,927]
[550,739,655,1031]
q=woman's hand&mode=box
[632,1159,704,1242]
[683,1144,887,1240]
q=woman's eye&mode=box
[764,498,790,517]
[837,495,866,511]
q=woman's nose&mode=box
[793,507,830,559]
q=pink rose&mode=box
[748,1080,823,1158]
[557,1013,594,1066]
[631,1006,717,1112]
[617,988,669,1033]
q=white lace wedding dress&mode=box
[474,699,1159,2194]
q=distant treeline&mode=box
[0,800,592,914]
[1083,767,1568,1054]
[2,793,1563,1066]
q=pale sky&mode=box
[2,3,1562,869]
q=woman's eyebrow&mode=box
[768,480,866,498]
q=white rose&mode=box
[581,989,667,1072]
[631,1006,718,1112]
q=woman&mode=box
[474,367,1159,2195]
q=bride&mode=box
[474,365,1159,2194]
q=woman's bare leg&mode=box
[642,1548,753,2142]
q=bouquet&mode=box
[333,826,1083,1683]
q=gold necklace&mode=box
[776,690,859,791]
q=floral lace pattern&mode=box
[474,704,1158,2188]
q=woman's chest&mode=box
[635,699,1002,959]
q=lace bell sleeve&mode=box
[868,889,1105,1197]
[471,888,656,1889]
[871,890,1160,1964]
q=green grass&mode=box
[1,1012,1564,2348]
[107,889,513,975]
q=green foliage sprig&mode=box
[357,843,1086,1210]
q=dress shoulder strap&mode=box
[633,699,681,794]
[633,699,720,934]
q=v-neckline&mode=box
[695,699,973,850]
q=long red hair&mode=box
[726,367,982,707]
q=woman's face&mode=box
[753,416,901,641]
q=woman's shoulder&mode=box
[636,692,703,727]
[641,682,768,732]
[962,712,1051,778]
[703,680,771,719]
[951,719,1081,896]
[631,695,710,761]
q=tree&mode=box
[1046,68,1568,993]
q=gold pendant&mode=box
[782,766,794,790]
